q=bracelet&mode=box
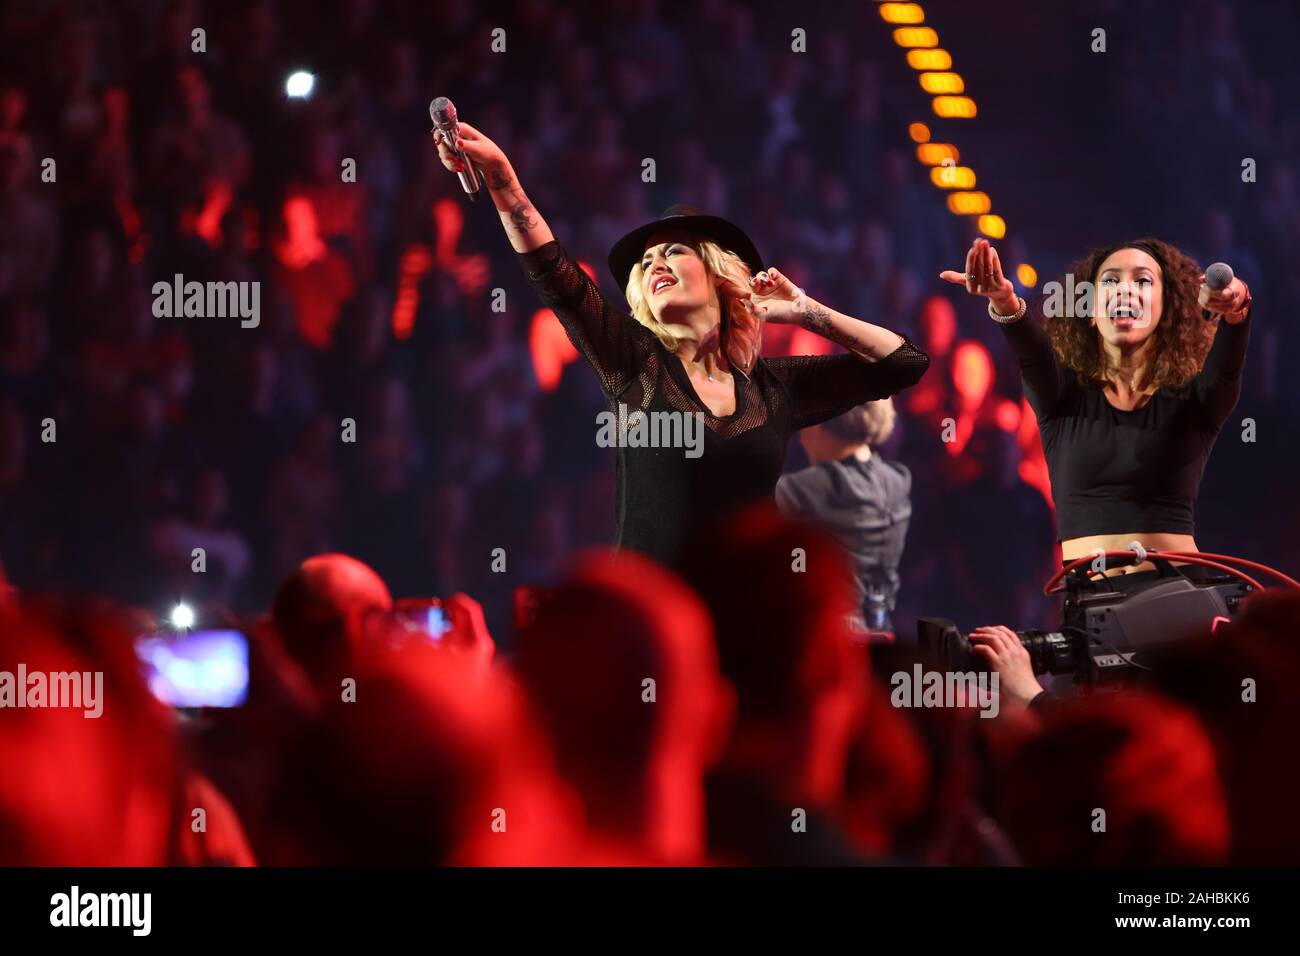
[988,296,1027,323]
[1231,286,1252,322]
[790,286,807,312]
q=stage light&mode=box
[996,399,1021,432]
[879,3,925,24]
[892,27,938,47]
[919,72,965,94]
[171,603,195,630]
[947,192,991,214]
[907,49,952,70]
[285,71,315,98]
[883,2,1037,301]
[916,143,960,165]
[930,165,975,188]
[932,95,977,118]
[392,242,434,339]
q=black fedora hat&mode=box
[607,203,765,292]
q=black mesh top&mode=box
[517,239,930,567]
[999,309,1251,541]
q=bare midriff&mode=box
[1062,532,1199,574]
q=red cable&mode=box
[1169,551,1300,590]
[1043,549,1268,595]
[1148,554,1264,591]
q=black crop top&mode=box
[998,310,1250,541]
[517,239,930,567]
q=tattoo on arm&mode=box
[802,302,832,335]
[802,302,876,357]
[509,200,537,233]
[487,167,513,190]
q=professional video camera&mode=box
[917,550,1293,686]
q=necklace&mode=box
[681,353,728,383]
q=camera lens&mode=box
[1015,629,1074,675]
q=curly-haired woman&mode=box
[939,236,1253,710]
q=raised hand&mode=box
[746,266,805,324]
[1197,274,1251,325]
[940,238,1019,315]
[432,120,509,183]
[441,592,496,679]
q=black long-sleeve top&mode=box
[517,239,930,567]
[999,310,1251,541]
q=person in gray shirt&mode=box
[775,398,911,635]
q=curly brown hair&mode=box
[1044,238,1216,391]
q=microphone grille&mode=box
[429,96,454,124]
[1205,261,1234,291]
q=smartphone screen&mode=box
[136,629,249,708]
[391,602,451,641]
[426,605,449,637]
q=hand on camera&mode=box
[969,624,1043,715]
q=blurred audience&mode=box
[270,551,391,690]
[3,525,1297,868]
[516,550,735,864]
[680,503,875,865]
[262,641,575,865]
[997,690,1230,866]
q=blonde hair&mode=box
[622,237,763,376]
[823,398,897,448]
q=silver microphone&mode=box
[1205,261,1234,292]
[430,96,482,200]
[1204,262,1234,321]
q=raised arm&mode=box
[513,239,653,395]
[433,121,651,395]
[750,266,906,360]
[749,267,928,429]
[941,237,1072,420]
[994,309,1073,421]
[769,343,930,431]
[433,121,555,252]
[1193,278,1252,431]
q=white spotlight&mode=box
[171,603,195,630]
[285,71,315,98]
